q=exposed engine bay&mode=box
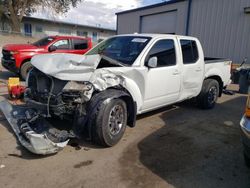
[25,68,94,119]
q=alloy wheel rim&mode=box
[108,104,124,136]
[208,86,218,104]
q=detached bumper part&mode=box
[0,100,69,155]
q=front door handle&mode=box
[173,70,180,75]
[195,67,202,72]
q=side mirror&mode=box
[147,56,158,68]
[48,45,57,52]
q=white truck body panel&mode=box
[31,34,231,114]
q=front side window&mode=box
[73,39,88,50]
[86,36,151,66]
[52,39,70,49]
[147,39,176,67]
[180,40,199,64]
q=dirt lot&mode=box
[0,67,250,188]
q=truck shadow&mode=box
[120,95,250,188]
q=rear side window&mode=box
[147,39,176,67]
[72,39,88,50]
[180,40,199,64]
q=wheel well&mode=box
[205,76,223,96]
[21,59,31,67]
[120,95,137,128]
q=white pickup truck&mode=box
[0,34,232,155]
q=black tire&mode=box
[92,98,127,147]
[20,61,33,80]
[244,152,250,168]
[197,79,219,109]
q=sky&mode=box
[33,0,164,29]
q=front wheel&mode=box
[197,79,219,109]
[92,98,127,147]
[20,61,33,80]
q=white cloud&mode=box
[33,0,143,29]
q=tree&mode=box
[0,0,82,33]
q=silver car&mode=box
[240,96,250,167]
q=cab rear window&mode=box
[72,39,88,50]
[180,40,199,64]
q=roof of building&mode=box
[116,0,187,15]
[23,16,116,32]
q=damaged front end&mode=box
[0,69,95,155]
[0,53,133,155]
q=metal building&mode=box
[116,0,250,63]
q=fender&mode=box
[205,67,223,81]
[123,77,144,113]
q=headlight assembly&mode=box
[62,81,93,92]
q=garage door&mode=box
[140,11,177,34]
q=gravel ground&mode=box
[0,67,249,188]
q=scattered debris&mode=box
[0,164,5,169]
[83,147,90,151]
[74,160,93,168]
[70,143,82,151]
[224,121,234,127]
[8,154,22,158]
[223,89,235,95]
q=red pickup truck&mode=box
[1,35,92,79]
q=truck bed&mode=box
[204,57,232,87]
[205,57,230,64]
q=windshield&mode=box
[33,37,55,47]
[86,36,151,66]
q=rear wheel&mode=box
[92,98,127,147]
[197,79,219,109]
[20,61,32,80]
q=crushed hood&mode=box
[31,53,101,81]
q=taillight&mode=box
[245,96,250,117]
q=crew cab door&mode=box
[178,38,204,98]
[70,39,91,55]
[142,38,181,111]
